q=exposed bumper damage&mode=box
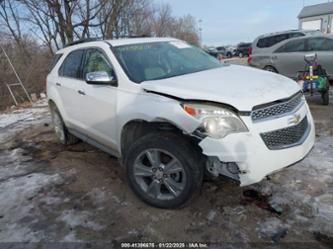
[198,102,315,186]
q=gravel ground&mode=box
[0,90,332,248]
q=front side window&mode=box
[275,39,306,53]
[307,38,333,51]
[113,41,222,83]
[83,49,115,79]
[59,50,84,79]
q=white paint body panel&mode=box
[47,38,315,186]
[199,101,315,186]
[141,65,301,111]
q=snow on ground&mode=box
[0,171,64,242]
[0,97,332,245]
[0,100,49,144]
[0,100,47,129]
[0,100,108,242]
[257,135,333,239]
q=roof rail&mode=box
[114,34,151,39]
[65,38,101,47]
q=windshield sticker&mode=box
[169,41,191,49]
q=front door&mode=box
[76,47,118,150]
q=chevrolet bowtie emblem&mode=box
[288,114,302,125]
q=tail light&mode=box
[248,47,252,65]
[248,56,252,65]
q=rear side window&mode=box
[307,38,333,51]
[48,53,63,73]
[257,33,305,48]
[275,39,306,53]
[59,50,84,79]
[289,32,305,39]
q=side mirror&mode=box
[304,53,317,64]
[85,71,117,85]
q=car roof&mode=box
[256,29,319,39]
[238,43,251,46]
[56,37,179,54]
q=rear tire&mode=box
[322,91,329,106]
[50,105,79,145]
[124,132,204,209]
[264,66,278,73]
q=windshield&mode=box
[113,41,222,83]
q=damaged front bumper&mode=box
[198,102,315,186]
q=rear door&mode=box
[57,49,85,129]
[272,38,307,78]
[307,37,333,77]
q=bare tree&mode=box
[1,0,200,52]
[173,15,200,45]
[152,4,174,37]
[0,0,25,51]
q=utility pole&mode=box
[198,19,203,46]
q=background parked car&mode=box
[206,47,226,58]
[251,30,321,55]
[249,34,333,79]
[235,43,252,57]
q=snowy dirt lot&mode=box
[0,93,333,249]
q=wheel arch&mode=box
[120,119,202,159]
[263,65,279,73]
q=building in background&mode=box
[298,2,333,33]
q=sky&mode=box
[159,0,330,45]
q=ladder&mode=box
[0,45,33,106]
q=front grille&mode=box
[252,92,303,122]
[260,117,309,150]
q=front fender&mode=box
[116,91,201,148]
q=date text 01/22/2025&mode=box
[120,242,209,248]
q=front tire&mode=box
[124,132,204,209]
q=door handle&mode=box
[78,90,86,95]
[56,82,61,87]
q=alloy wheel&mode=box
[133,149,187,201]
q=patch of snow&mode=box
[0,105,50,144]
[57,210,105,231]
[0,107,47,129]
[0,173,64,242]
[207,210,217,222]
[257,217,289,239]
[0,148,34,181]
[61,232,82,242]
[259,136,333,238]
[88,188,107,207]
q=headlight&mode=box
[182,103,248,139]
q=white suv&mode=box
[47,38,315,208]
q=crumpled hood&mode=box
[141,65,301,111]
